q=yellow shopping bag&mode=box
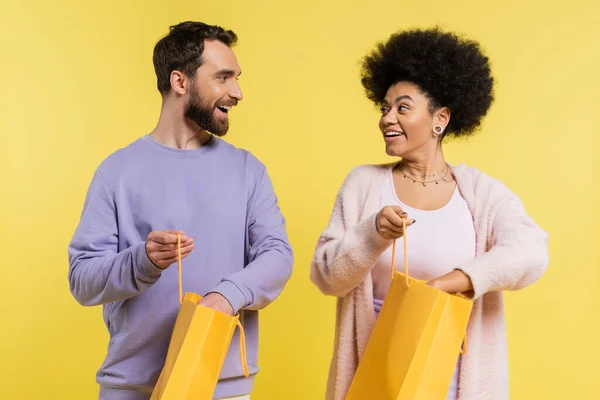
[150,234,249,400]
[346,219,472,400]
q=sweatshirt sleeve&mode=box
[68,170,163,306]
[310,167,391,298]
[456,193,550,300]
[210,166,293,314]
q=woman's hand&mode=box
[375,206,416,240]
[427,269,473,294]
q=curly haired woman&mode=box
[310,27,549,400]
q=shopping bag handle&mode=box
[236,319,249,377]
[176,233,250,377]
[390,217,410,287]
[177,233,184,304]
[389,218,468,355]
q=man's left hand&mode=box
[198,293,234,316]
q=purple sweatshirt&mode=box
[68,134,293,399]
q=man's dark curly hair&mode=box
[361,27,495,137]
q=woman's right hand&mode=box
[375,206,416,240]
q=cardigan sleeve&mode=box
[310,167,391,298]
[456,191,549,300]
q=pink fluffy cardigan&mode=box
[310,163,549,400]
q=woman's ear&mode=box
[434,106,451,130]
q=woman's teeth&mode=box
[385,131,403,137]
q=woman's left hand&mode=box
[427,270,473,294]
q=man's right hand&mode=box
[145,230,195,269]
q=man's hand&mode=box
[146,230,195,269]
[198,293,234,316]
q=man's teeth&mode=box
[218,106,231,111]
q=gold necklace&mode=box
[398,164,450,187]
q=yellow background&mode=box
[1,0,599,399]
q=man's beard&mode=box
[184,90,229,136]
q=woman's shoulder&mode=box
[345,162,395,181]
[332,163,395,203]
[452,163,519,204]
[339,162,395,191]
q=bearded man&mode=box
[68,21,293,400]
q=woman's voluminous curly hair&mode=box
[361,27,495,137]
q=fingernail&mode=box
[412,220,417,224]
